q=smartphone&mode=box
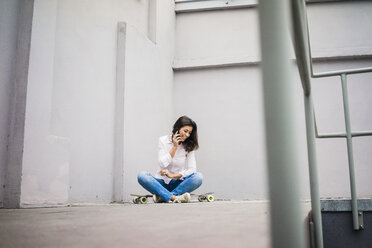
[172,127,182,145]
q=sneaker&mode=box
[153,195,165,203]
[173,192,190,203]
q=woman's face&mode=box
[179,125,193,142]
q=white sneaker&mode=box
[153,195,165,203]
[173,193,190,203]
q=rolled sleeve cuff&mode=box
[180,168,196,180]
[159,153,172,168]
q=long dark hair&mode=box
[172,116,199,152]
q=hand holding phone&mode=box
[173,130,182,146]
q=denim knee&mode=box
[193,172,203,185]
[137,171,150,185]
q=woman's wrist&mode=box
[169,145,178,158]
[169,173,182,179]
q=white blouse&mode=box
[154,135,197,184]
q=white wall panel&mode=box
[22,0,175,206]
[175,8,260,64]
[173,60,372,200]
[174,2,372,200]
[175,2,372,68]
[122,24,174,202]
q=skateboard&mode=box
[190,192,214,202]
[130,194,153,204]
[131,192,215,203]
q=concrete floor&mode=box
[0,200,311,248]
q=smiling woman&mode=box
[137,116,203,203]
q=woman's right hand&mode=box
[172,131,181,147]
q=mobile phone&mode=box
[172,127,179,135]
[172,128,182,145]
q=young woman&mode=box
[137,116,203,203]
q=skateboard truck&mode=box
[191,192,215,202]
[130,194,153,204]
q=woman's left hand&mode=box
[160,169,182,179]
[160,169,172,178]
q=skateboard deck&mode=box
[131,192,215,204]
[190,192,215,202]
[130,194,153,204]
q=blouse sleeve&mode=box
[158,137,172,169]
[179,151,197,179]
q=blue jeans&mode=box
[137,171,203,202]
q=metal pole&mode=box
[258,1,305,247]
[304,95,324,248]
[340,74,360,230]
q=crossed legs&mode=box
[137,171,203,202]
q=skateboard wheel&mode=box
[139,197,147,204]
[133,197,140,204]
[198,196,203,202]
[207,195,214,202]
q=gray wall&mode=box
[174,1,372,200]
[0,0,21,207]
[19,0,175,206]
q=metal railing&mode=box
[314,71,372,231]
[291,0,372,247]
[291,0,324,247]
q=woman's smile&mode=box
[179,125,193,142]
